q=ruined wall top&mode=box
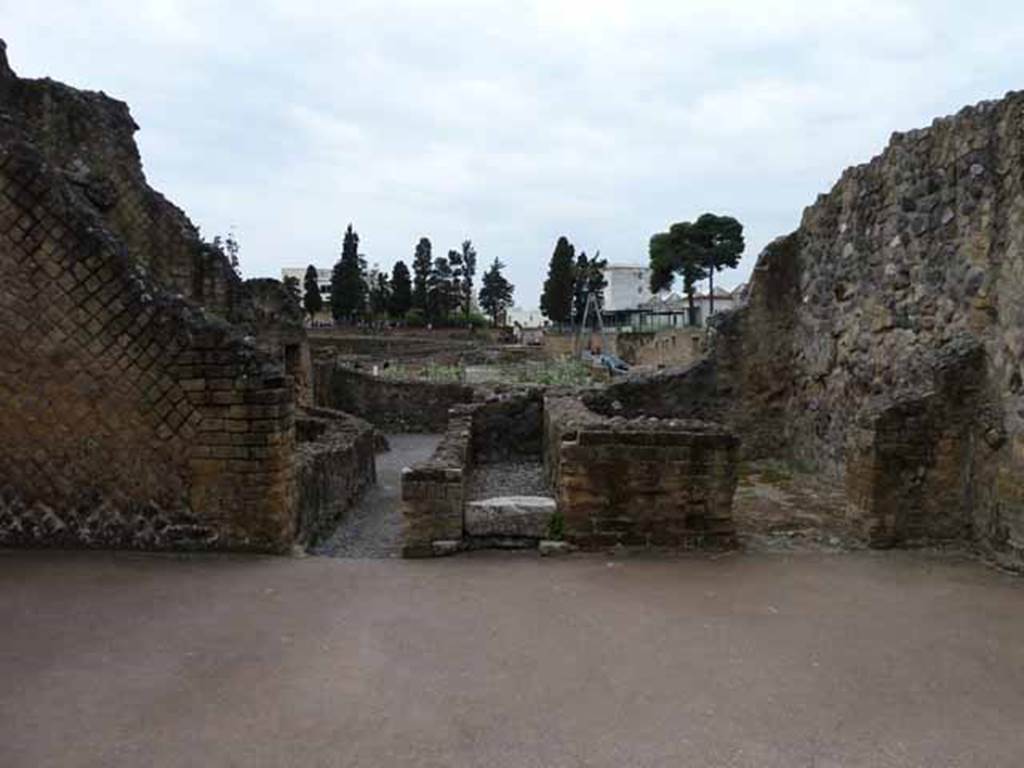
[0,40,249,322]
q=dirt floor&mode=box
[2,549,1023,768]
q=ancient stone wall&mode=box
[0,42,245,320]
[294,408,378,546]
[0,42,307,552]
[246,278,313,406]
[595,90,1024,566]
[544,396,738,549]
[313,362,475,432]
[400,409,473,557]
[615,329,706,369]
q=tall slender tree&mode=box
[479,258,514,326]
[389,260,412,318]
[412,237,432,312]
[427,255,457,323]
[302,264,323,321]
[459,239,477,318]
[368,267,391,317]
[330,224,367,323]
[540,236,575,326]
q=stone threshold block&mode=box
[465,496,557,539]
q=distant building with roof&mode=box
[597,264,744,331]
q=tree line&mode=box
[299,224,514,327]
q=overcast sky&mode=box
[4,1,1023,307]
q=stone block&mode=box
[465,496,557,539]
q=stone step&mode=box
[465,496,557,539]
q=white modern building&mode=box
[281,267,331,298]
[603,264,656,311]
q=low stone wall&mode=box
[400,408,473,557]
[294,408,379,546]
[616,329,705,369]
[313,363,475,432]
[544,396,739,549]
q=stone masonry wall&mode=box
[593,90,1024,566]
[294,408,377,546]
[0,41,245,320]
[0,42,301,551]
[544,396,738,550]
[400,408,473,557]
[313,362,475,432]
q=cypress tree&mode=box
[412,237,432,311]
[389,260,413,318]
[330,224,367,323]
[302,264,323,320]
[540,236,575,326]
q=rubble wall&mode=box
[595,91,1024,564]
[313,362,475,432]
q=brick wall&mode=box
[543,396,738,549]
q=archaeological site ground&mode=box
[2,37,1024,768]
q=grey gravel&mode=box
[466,460,549,500]
[313,433,441,558]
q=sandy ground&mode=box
[2,549,1023,768]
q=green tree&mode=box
[540,236,575,326]
[368,268,391,318]
[389,260,412,318]
[458,239,477,318]
[649,214,744,323]
[427,255,457,323]
[330,224,367,323]
[649,222,706,326]
[478,257,514,326]
[693,213,744,315]
[412,237,432,312]
[302,264,323,320]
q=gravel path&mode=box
[466,460,550,500]
[313,434,440,558]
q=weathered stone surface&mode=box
[544,395,739,550]
[0,41,335,553]
[465,496,556,538]
[590,89,1024,569]
[294,408,378,546]
[313,363,474,432]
